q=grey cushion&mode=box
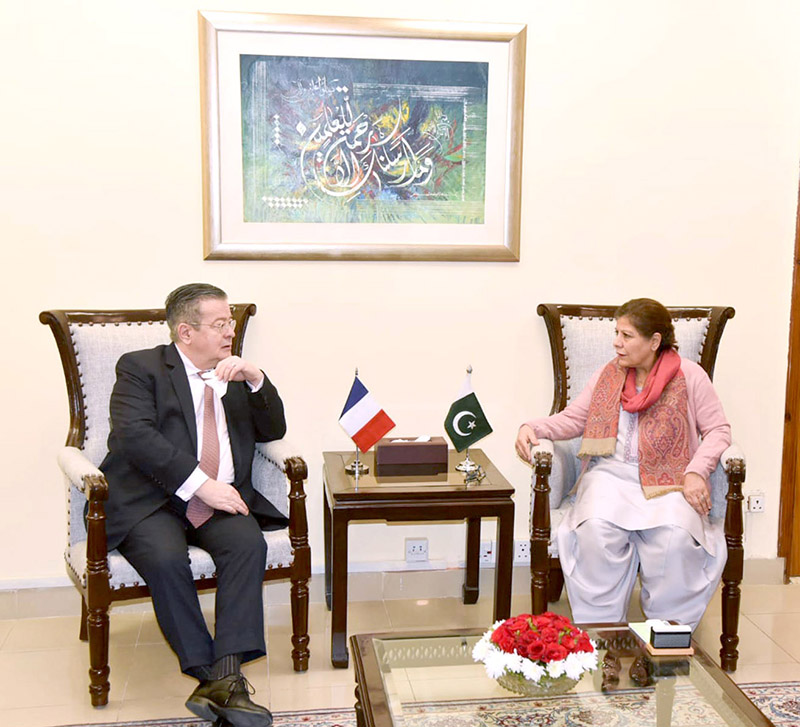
[66,529,294,590]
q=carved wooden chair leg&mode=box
[290,574,310,671]
[87,602,110,706]
[720,458,745,672]
[80,596,89,642]
[286,456,311,672]
[547,560,565,603]
[530,450,553,615]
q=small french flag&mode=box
[339,375,396,453]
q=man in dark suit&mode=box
[100,283,285,727]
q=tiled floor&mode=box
[2,580,800,726]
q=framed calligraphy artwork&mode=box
[199,12,527,261]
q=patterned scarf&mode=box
[578,348,690,498]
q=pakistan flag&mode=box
[444,372,493,452]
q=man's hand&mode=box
[515,424,539,464]
[214,356,264,388]
[195,479,249,516]
[683,472,711,516]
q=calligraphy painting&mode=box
[199,12,527,260]
[240,56,488,225]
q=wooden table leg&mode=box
[324,488,332,610]
[354,683,366,727]
[331,511,349,668]
[493,503,514,621]
[462,517,480,604]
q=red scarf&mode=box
[578,349,690,498]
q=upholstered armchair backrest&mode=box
[69,321,172,466]
[536,305,735,414]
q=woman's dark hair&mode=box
[614,298,677,353]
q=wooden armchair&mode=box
[40,304,311,707]
[528,304,745,672]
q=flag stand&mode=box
[345,448,369,477]
[456,448,486,484]
[455,448,479,473]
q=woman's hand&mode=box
[515,424,539,463]
[683,472,711,516]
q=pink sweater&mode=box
[525,358,731,481]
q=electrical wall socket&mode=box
[748,492,766,513]
[514,539,531,565]
[405,537,429,562]
[479,540,495,565]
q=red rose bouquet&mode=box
[473,612,597,693]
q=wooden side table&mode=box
[323,449,515,667]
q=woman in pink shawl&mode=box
[515,299,731,629]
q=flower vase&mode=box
[496,670,580,697]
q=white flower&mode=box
[521,659,546,683]
[505,652,526,674]
[472,637,491,662]
[546,658,567,678]
[563,653,586,680]
[575,648,598,671]
[482,649,509,679]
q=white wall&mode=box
[2,0,799,584]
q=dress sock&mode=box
[211,653,242,679]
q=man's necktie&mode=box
[186,377,218,528]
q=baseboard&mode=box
[0,558,788,619]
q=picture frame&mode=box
[199,11,526,261]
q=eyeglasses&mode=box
[189,318,236,333]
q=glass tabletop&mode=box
[365,627,771,727]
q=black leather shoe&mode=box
[186,674,272,727]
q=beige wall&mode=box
[2,0,800,585]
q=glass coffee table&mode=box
[350,626,773,727]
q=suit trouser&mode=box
[563,518,722,630]
[118,506,267,674]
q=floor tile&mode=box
[2,616,82,651]
[16,586,81,619]
[747,612,800,662]
[0,591,17,620]
[267,600,330,634]
[2,613,143,652]
[0,645,135,709]
[732,661,800,684]
[122,642,191,701]
[0,620,13,648]
[385,597,494,630]
[695,614,795,666]
[0,701,120,727]
[116,695,193,722]
[741,583,800,615]
[269,683,355,711]
[345,600,392,633]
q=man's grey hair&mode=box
[165,283,227,342]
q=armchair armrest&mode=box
[709,441,746,520]
[58,447,111,605]
[721,442,746,469]
[531,438,579,508]
[58,446,108,498]
[256,440,308,483]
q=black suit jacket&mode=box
[100,343,288,551]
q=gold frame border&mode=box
[199,11,527,262]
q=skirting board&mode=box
[0,558,786,620]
